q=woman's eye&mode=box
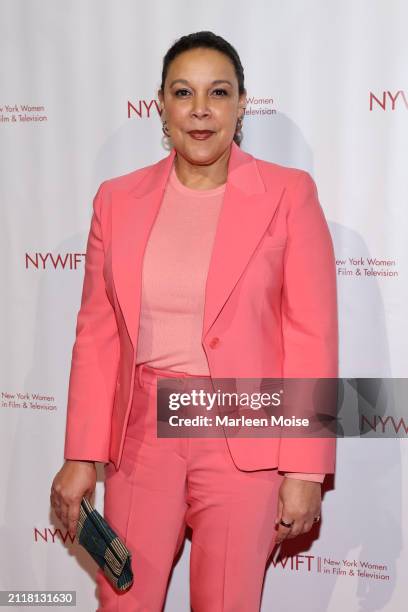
[173,88,228,97]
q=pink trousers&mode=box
[96,363,284,611]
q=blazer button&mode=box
[116,381,121,389]
[209,337,220,349]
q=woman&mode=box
[50,31,338,611]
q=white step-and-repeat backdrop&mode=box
[1,1,407,610]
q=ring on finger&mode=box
[279,518,294,528]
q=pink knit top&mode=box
[135,161,324,484]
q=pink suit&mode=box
[63,141,338,610]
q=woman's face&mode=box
[158,47,246,165]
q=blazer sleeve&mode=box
[63,181,120,463]
[277,171,338,474]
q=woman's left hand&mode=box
[274,477,322,544]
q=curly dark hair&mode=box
[159,31,246,145]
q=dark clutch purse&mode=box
[76,496,134,591]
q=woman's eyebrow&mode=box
[169,79,233,88]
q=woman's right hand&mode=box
[50,460,97,538]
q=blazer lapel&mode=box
[111,148,176,349]
[111,141,285,350]
[201,144,285,340]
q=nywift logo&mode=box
[369,90,407,111]
[25,252,85,270]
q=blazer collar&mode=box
[128,140,266,199]
[111,141,283,349]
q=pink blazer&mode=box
[64,141,338,473]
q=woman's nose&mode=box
[190,96,211,118]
